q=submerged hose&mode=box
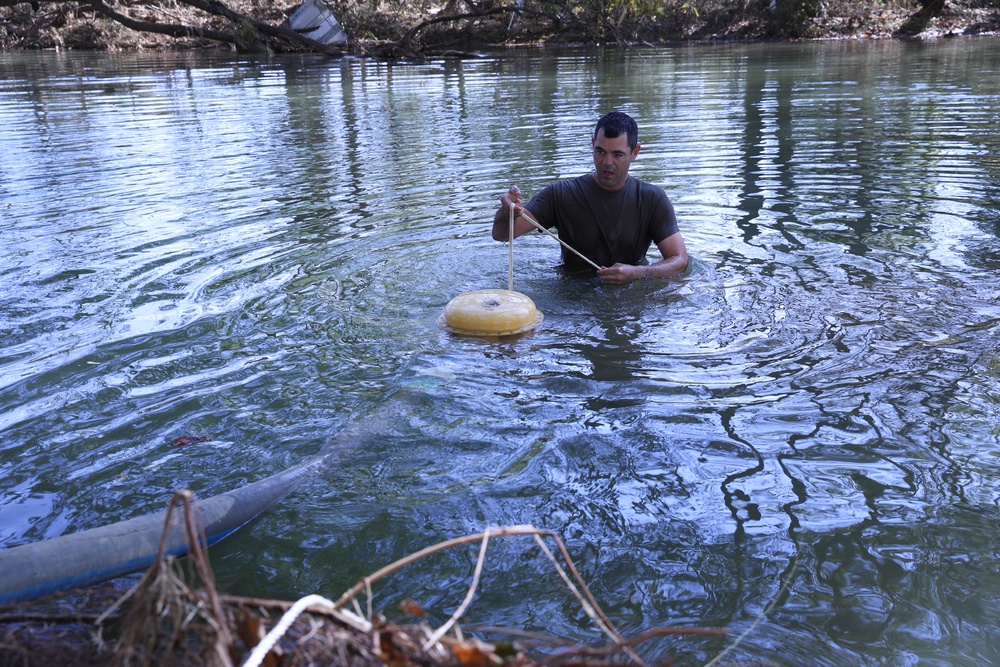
[0,449,333,606]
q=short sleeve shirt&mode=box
[525,174,679,269]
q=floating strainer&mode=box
[439,289,544,337]
[440,202,573,338]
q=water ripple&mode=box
[3,44,1000,665]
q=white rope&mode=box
[520,210,602,270]
[242,594,370,667]
[508,203,515,291]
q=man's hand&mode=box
[500,185,523,218]
[493,185,534,242]
[597,263,640,285]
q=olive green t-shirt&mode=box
[525,174,679,269]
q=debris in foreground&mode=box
[0,491,729,667]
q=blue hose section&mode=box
[1,529,237,606]
[0,450,331,606]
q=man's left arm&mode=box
[597,232,688,285]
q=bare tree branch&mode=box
[10,0,345,54]
[896,0,947,37]
[87,0,235,44]
[388,2,566,58]
[176,0,342,53]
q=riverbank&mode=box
[1,0,998,55]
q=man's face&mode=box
[592,128,640,191]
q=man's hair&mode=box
[594,111,639,149]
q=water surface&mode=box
[1,40,1000,665]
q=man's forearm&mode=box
[642,254,688,279]
[492,206,510,241]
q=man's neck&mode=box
[590,172,631,192]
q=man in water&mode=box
[492,111,688,285]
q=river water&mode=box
[2,39,999,665]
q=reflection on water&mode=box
[2,40,1000,665]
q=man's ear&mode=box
[632,143,641,158]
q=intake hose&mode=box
[0,450,331,606]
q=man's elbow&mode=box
[676,252,689,274]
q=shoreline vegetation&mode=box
[1,0,998,59]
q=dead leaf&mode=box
[399,598,425,618]
[171,435,210,447]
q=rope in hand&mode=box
[508,203,515,291]
[515,208,602,271]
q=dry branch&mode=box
[175,0,343,53]
[87,0,235,44]
[11,0,345,53]
[1,507,739,666]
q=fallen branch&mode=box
[399,4,517,52]
[332,524,648,665]
[176,0,343,54]
[88,0,234,44]
[84,0,344,53]
[895,0,947,36]
[381,2,562,60]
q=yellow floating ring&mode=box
[438,289,544,337]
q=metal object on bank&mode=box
[288,0,347,45]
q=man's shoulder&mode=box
[630,176,673,203]
[630,176,666,194]
[537,174,593,198]
[554,174,594,190]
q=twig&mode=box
[462,625,578,647]
[421,528,493,649]
[530,533,646,666]
[332,525,544,611]
[333,525,646,666]
[216,594,371,634]
[702,558,797,667]
[179,491,233,662]
[0,611,113,624]
[541,625,730,662]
